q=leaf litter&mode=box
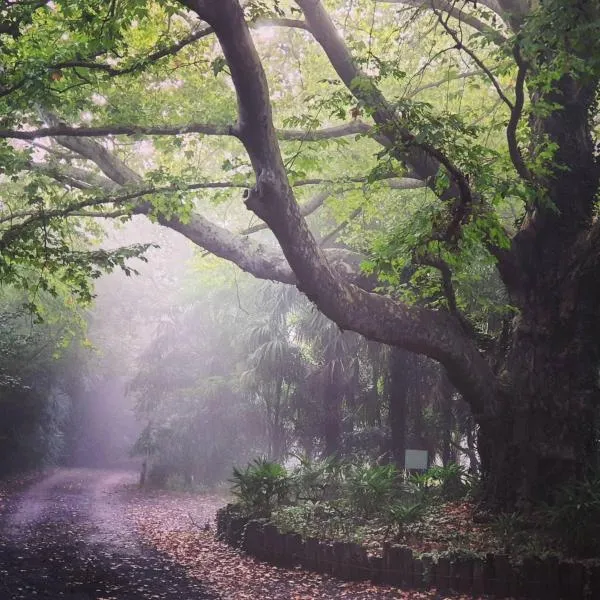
[124,486,489,600]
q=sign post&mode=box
[404,449,428,471]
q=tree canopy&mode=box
[1,0,599,508]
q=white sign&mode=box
[405,449,428,470]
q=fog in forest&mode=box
[60,214,300,485]
[64,218,194,471]
[5,4,600,592]
[56,208,455,488]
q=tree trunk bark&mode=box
[479,307,600,508]
[441,395,454,467]
[387,348,417,469]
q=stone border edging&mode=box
[216,504,600,599]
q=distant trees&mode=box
[0,290,84,474]
[129,271,477,487]
[129,278,268,486]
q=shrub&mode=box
[491,511,526,553]
[427,463,471,500]
[272,500,357,540]
[290,455,342,503]
[344,462,399,518]
[386,500,427,538]
[542,474,600,557]
[405,463,472,501]
[230,458,290,517]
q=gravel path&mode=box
[0,468,215,599]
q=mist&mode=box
[63,216,195,471]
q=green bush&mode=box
[427,463,471,500]
[230,458,290,516]
[386,500,427,538]
[290,455,342,503]
[344,462,399,518]
[491,511,526,553]
[405,463,472,501]
[272,500,358,541]
[542,475,600,557]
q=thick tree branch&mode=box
[0,123,235,140]
[181,0,497,415]
[39,122,377,291]
[1,183,374,291]
[32,157,424,199]
[296,0,476,245]
[28,162,121,192]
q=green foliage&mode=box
[230,458,291,517]
[344,462,399,518]
[264,457,434,545]
[426,463,472,500]
[386,501,427,537]
[290,455,342,503]
[542,475,600,557]
[406,463,472,502]
[272,500,360,541]
[491,511,527,553]
[0,290,85,474]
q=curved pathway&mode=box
[0,468,215,599]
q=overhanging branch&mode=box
[180,0,497,415]
[296,0,475,240]
[0,119,372,142]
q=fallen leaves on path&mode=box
[0,470,49,516]
[124,487,487,600]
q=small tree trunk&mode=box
[139,458,148,488]
[388,348,416,469]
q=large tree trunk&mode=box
[480,69,600,508]
[479,299,600,508]
[56,0,600,512]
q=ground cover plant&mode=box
[125,480,487,599]
[229,457,600,561]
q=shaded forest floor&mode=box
[0,470,496,599]
[124,485,490,599]
[0,469,215,599]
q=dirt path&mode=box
[0,468,215,599]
